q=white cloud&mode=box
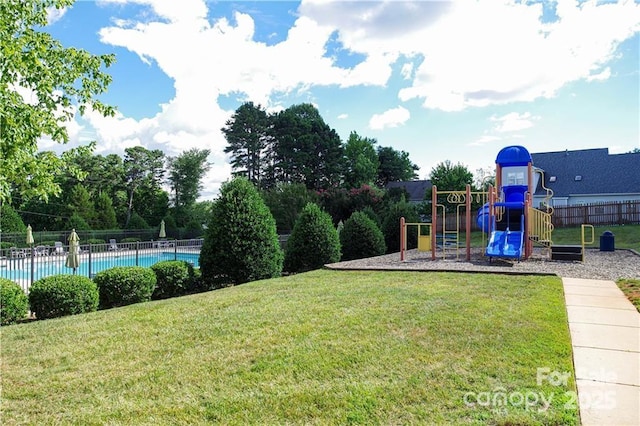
[470,135,502,147]
[491,112,540,133]
[46,6,67,24]
[586,67,612,82]
[337,113,348,120]
[299,0,640,111]
[52,0,639,198]
[369,106,410,130]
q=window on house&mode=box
[549,176,556,182]
[575,175,582,181]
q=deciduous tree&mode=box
[123,146,164,226]
[1,0,115,202]
[376,146,419,187]
[343,131,378,189]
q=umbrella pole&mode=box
[30,244,35,287]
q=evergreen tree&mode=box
[93,192,118,229]
[0,203,27,233]
[222,102,272,188]
[271,104,344,190]
[67,185,95,226]
[284,203,341,273]
[340,211,386,261]
[200,177,283,288]
[66,213,90,231]
[126,212,150,230]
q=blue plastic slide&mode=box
[486,229,523,259]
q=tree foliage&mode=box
[200,177,283,288]
[340,211,386,261]
[0,203,27,232]
[428,160,476,212]
[343,131,379,189]
[123,146,165,226]
[94,192,118,230]
[168,148,211,209]
[262,183,318,233]
[376,146,419,186]
[0,0,116,202]
[284,203,341,273]
[382,199,420,254]
[222,102,271,188]
[67,184,94,226]
[271,103,344,190]
[0,278,28,325]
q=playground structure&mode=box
[400,145,558,262]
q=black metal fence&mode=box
[1,238,203,294]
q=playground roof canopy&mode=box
[495,145,532,167]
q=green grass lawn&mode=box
[617,278,640,312]
[1,270,577,425]
[550,224,640,252]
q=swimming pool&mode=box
[1,251,200,284]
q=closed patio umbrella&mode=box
[159,220,166,239]
[65,229,80,274]
[26,225,34,245]
[27,224,35,285]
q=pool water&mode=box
[1,251,200,282]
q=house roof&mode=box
[386,180,432,202]
[531,148,640,197]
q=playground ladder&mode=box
[528,206,554,253]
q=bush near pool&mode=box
[94,266,156,309]
[0,278,28,325]
[28,275,99,320]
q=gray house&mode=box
[386,180,432,204]
[531,148,640,207]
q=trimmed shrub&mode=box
[28,275,98,320]
[284,203,341,273]
[94,266,156,308]
[340,211,386,261]
[0,279,28,325]
[151,260,196,299]
[382,200,420,254]
[120,238,140,243]
[360,206,381,228]
[200,177,283,288]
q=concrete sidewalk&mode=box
[563,277,640,426]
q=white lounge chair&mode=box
[35,245,49,256]
[9,247,27,258]
[108,239,123,251]
[53,242,66,255]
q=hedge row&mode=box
[1,261,203,324]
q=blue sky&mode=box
[41,0,640,199]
